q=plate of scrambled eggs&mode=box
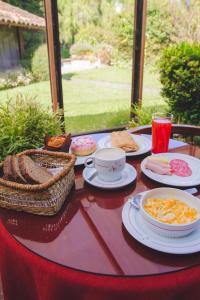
[122,188,200,254]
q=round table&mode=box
[0,134,200,300]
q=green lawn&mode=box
[72,65,162,89]
[71,66,132,84]
[0,65,165,133]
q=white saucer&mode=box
[122,200,200,254]
[83,163,137,189]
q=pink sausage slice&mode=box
[169,159,188,168]
[170,159,192,177]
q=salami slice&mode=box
[169,159,188,168]
[170,159,192,177]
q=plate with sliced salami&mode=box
[141,153,200,187]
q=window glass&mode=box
[0,1,51,111]
[58,0,134,134]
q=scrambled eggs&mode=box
[144,198,198,224]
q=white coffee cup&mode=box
[85,147,126,182]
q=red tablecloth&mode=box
[1,220,200,300]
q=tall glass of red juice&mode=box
[152,112,173,154]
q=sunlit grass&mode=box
[0,65,165,133]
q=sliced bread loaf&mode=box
[3,155,14,181]
[11,155,27,184]
[19,155,53,184]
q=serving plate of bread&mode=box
[98,131,151,156]
[0,149,76,215]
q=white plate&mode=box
[69,148,95,166]
[141,153,200,187]
[122,200,200,254]
[83,163,137,189]
[98,134,151,157]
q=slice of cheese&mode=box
[148,156,169,164]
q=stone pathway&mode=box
[65,78,161,96]
[71,78,130,90]
[61,59,101,74]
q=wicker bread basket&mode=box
[0,149,76,216]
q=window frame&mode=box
[44,0,147,132]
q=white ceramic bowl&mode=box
[140,188,200,238]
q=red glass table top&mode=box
[0,134,200,277]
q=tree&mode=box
[5,0,44,16]
[58,0,78,46]
[58,0,120,45]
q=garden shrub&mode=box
[146,8,174,62]
[0,94,62,161]
[95,43,113,65]
[70,41,94,58]
[0,69,34,90]
[31,44,49,82]
[112,12,133,61]
[129,105,167,128]
[159,43,200,125]
[61,45,70,59]
[21,31,45,71]
[75,10,133,62]
[76,25,106,46]
[164,1,200,44]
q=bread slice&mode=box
[3,155,14,181]
[19,155,53,184]
[11,155,27,184]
